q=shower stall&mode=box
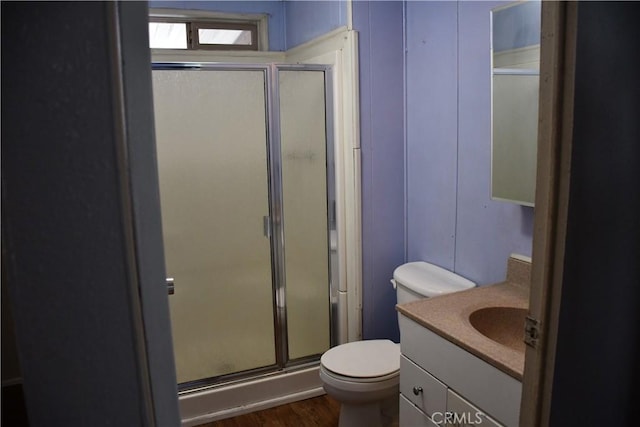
[151,63,338,391]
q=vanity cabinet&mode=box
[399,314,521,426]
[400,394,438,427]
[399,357,502,426]
[446,390,502,427]
[400,355,447,416]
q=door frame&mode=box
[520,2,578,425]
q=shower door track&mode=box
[152,62,338,394]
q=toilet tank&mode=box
[392,262,476,305]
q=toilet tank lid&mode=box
[393,262,476,297]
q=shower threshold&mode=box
[178,362,324,426]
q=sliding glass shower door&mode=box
[153,68,275,384]
[152,64,334,389]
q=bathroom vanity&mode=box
[396,257,530,426]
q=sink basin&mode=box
[468,307,527,353]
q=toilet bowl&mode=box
[320,262,476,427]
[320,340,400,427]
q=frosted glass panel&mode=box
[279,70,330,360]
[152,70,275,384]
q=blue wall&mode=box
[284,1,347,49]
[406,1,533,286]
[148,1,347,51]
[353,1,405,341]
[147,1,533,341]
[406,1,459,271]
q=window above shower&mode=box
[149,9,268,51]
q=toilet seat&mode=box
[320,364,399,384]
[320,364,399,396]
[320,340,400,381]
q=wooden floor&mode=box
[201,395,340,427]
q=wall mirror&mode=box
[491,0,542,206]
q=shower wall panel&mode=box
[279,70,331,360]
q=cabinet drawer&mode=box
[400,394,438,427]
[446,389,503,427]
[400,355,447,417]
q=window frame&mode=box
[149,9,267,51]
[190,21,258,51]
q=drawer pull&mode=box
[412,386,423,396]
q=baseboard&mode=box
[179,365,324,426]
[181,387,325,426]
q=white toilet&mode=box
[319,262,476,427]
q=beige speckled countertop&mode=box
[396,257,530,380]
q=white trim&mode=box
[491,195,535,208]
[510,253,533,263]
[285,26,351,63]
[493,45,540,69]
[182,389,325,426]
[151,49,285,64]
[150,8,266,22]
[179,367,324,425]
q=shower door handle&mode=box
[166,277,175,295]
[263,216,271,238]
